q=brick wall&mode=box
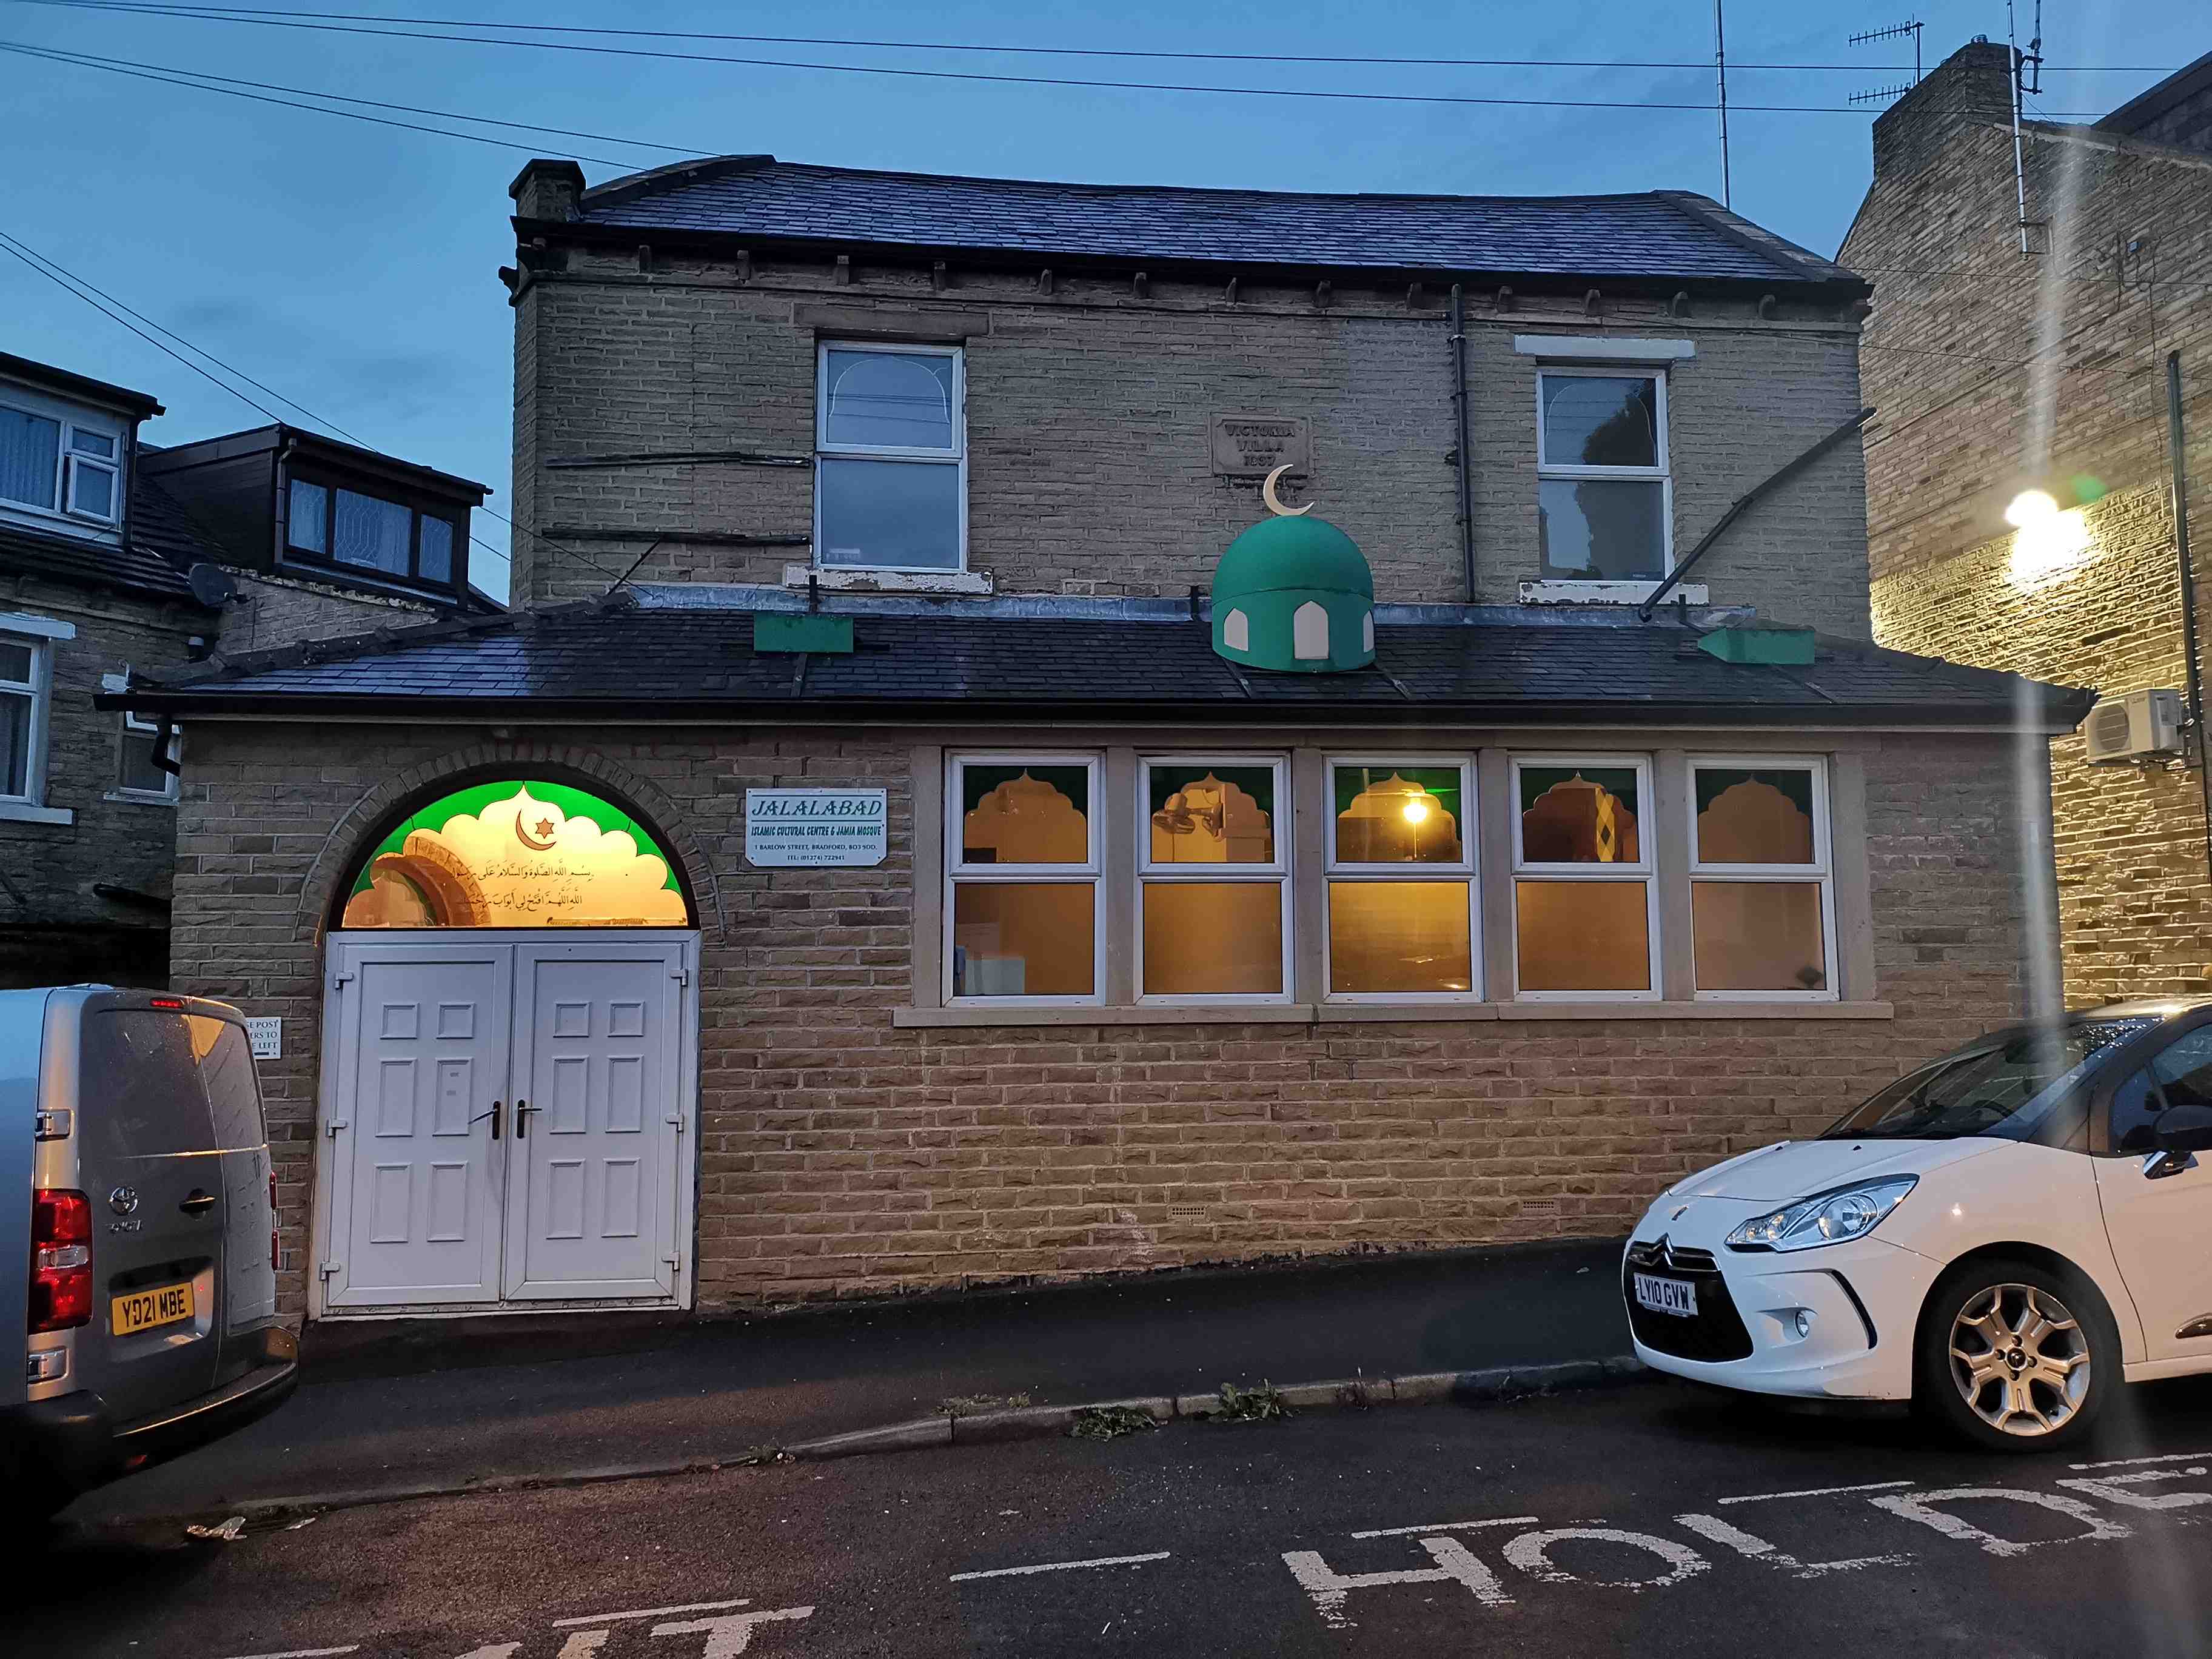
[172,720,2035,1315]
[0,579,199,987]
[1874,483,2212,1001]
[510,253,1874,637]
[1846,42,2212,1002]
[213,569,449,652]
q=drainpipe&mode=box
[1449,284,1476,602]
[2167,352,2212,889]
[1635,406,1875,622]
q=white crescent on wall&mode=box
[1262,463,1313,517]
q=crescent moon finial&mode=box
[1262,463,1313,518]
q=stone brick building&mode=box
[1,351,492,987]
[117,159,2080,1323]
[1842,42,2212,1003]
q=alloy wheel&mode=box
[1946,1281,2092,1438]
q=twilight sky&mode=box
[3,0,2198,598]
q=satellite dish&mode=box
[187,562,236,608]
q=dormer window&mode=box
[1,395,126,531]
[286,475,463,592]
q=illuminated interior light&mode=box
[1401,800,1430,825]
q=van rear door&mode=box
[73,1000,226,1419]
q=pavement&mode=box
[28,1373,2212,1658]
[62,1236,1632,1524]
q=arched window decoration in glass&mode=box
[950,762,1098,999]
[1691,766,1828,994]
[1513,763,1654,995]
[340,780,691,928]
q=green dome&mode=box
[1212,515,1373,605]
[1210,513,1375,674]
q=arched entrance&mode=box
[314,779,700,1316]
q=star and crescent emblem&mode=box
[514,812,560,852]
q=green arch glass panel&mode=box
[341,779,690,929]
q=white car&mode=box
[1623,1000,2212,1449]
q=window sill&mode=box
[0,800,73,825]
[1518,579,1708,606]
[104,790,178,808]
[786,563,992,596]
[893,999,1893,1028]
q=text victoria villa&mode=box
[101,156,2086,1324]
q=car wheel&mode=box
[1916,1258,2116,1452]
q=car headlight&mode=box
[1724,1176,1917,1253]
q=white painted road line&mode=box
[1350,1515,1541,1540]
[552,1597,752,1627]
[2069,1450,2212,1471]
[1715,1480,1917,1506]
[223,1648,361,1659]
[950,1551,1171,1583]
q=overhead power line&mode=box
[4,0,2183,73]
[0,0,2124,116]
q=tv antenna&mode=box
[1849,19,1925,84]
[1849,82,1915,106]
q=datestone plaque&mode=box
[1210,414,1310,478]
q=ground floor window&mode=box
[947,755,1101,1001]
[1689,756,1834,999]
[928,746,1849,1009]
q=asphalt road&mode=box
[25,1375,2212,1658]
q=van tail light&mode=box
[30,1189,93,1333]
[269,1170,280,1271]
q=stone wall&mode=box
[509,253,1874,637]
[1846,42,2212,1002]
[1874,483,2212,1002]
[0,578,200,987]
[172,719,2036,1316]
[214,569,451,652]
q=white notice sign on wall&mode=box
[245,1017,282,1059]
[745,788,889,868]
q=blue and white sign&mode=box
[745,788,889,868]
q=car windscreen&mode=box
[1822,1017,2159,1142]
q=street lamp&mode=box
[2005,488,2060,528]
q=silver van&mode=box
[3,987,298,1518]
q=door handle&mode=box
[468,1101,503,1140]
[180,1190,216,1216]
[515,1099,538,1138]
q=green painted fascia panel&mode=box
[1698,626,1816,666]
[754,612,856,654]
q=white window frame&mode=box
[0,388,127,535]
[0,612,73,824]
[1509,752,1661,1002]
[814,340,967,575]
[1322,755,1481,1004]
[1687,753,1838,1004]
[1533,366,1672,586]
[102,672,179,804]
[1136,754,1294,1007]
[943,751,1104,1008]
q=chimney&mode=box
[1871,39,2016,182]
[509,159,586,222]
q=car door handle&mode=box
[180,1190,216,1216]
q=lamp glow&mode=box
[2005,489,2060,528]
[1401,799,1430,825]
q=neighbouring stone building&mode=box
[1,350,492,986]
[1843,42,2212,1002]
[117,158,2080,1324]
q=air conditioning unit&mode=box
[2080,688,2186,763]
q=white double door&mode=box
[321,933,695,1311]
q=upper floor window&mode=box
[1536,370,1669,584]
[287,477,460,589]
[814,342,965,573]
[1,397,124,529]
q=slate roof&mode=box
[569,158,1857,288]
[0,475,227,604]
[115,597,2086,728]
